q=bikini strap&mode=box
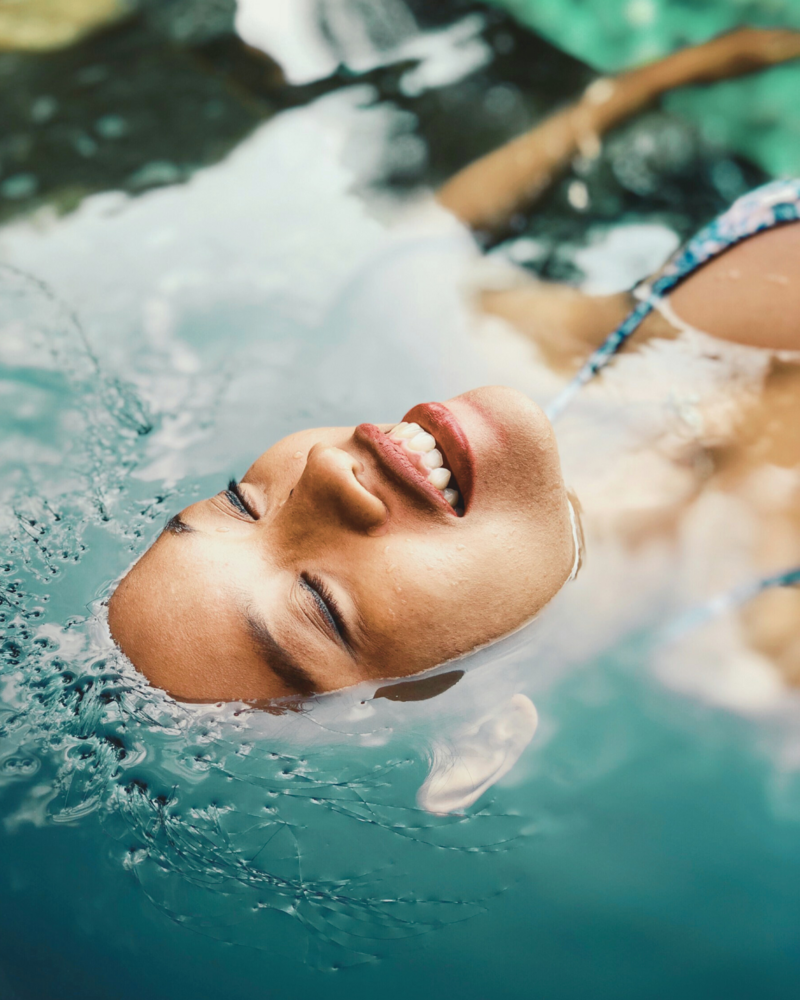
[547,178,800,420]
[662,565,800,642]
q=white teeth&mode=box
[389,422,461,508]
[427,467,451,490]
[408,431,436,452]
[443,488,460,508]
[421,448,443,470]
[390,421,421,440]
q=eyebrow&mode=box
[245,612,317,697]
[163,513,195,535]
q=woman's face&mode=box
[108,387,575,702]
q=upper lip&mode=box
[353,401,475,518]
[403,402,475,505]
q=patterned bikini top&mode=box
[547,178,800,421]
[546,177,800,612]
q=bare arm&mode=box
[438,28,800,232]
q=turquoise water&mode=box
[4,630,800,998]
[2,4,800,997]
[489,0,800,176]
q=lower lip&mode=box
[401,401,475,506]
[354,424,462,516]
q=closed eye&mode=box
[300,573,351,651]
[224,478,258,520]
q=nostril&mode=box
[302,445,388,530]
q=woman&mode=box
[109,27,800,702]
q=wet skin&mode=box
[108,387,575,702]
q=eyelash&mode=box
[224,479,258,519]
[301,573,348,647]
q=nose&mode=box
[291,443,387,532]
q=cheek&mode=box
[380,526,537,603]
[246,450,306,499]
[352,538,463,642]
[380,535,473,590]
[401,522,557,629]
[372,537,499,644]
[359,534,549,667]
[245,429,353,499]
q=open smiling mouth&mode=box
[384,422,463,512]
[354,402,475,517]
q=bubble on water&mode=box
[30,96,58,124]
[94,114,129,140]
[1,174,39,201]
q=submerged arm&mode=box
[437,28,800,233]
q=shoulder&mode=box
[668,220,800,352]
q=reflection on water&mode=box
[1,1,800,997]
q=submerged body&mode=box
[109,28,800,702]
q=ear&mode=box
[417,694,538,815]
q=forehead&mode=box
[107,535,248,686]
